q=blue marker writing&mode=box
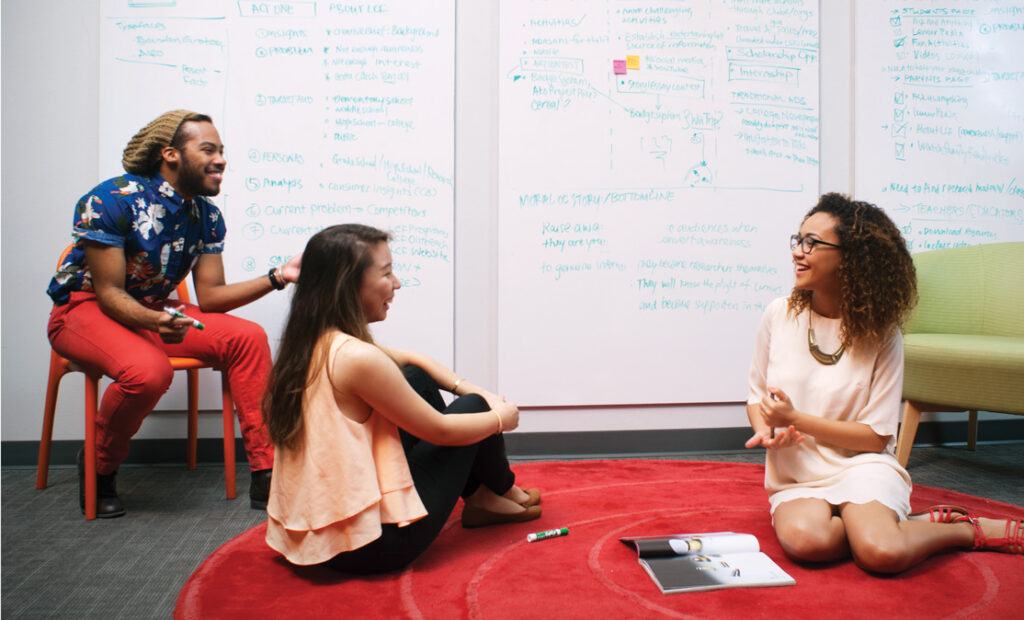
[527,527,568,542]
[164,306,205,330]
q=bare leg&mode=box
[773,498,850,562]
[840,501,975,573]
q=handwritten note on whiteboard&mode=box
[854,1,1024,252]
[98,0,455,360]
[497,0,821,406]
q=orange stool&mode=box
[37,247,237,519]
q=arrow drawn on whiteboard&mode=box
[504,65,529,80]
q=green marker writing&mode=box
[527,527,568,543]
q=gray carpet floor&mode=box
[3,442,1022,619]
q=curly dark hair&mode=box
[788,193,917,350]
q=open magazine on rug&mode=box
[620,531,795,594]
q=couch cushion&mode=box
[903,334,1024,415]
[905,242,1024,337]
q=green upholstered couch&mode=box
[894,241,1024,467]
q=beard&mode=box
[175,151,222,197]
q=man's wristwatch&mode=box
[268,268,286,290]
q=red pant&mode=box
[48,292,274,474]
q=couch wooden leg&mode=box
[895,401,922,468]
[967,410,978,451]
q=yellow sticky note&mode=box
[626,55,640,70]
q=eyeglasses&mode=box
[790,234,841,254]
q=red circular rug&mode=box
[176,460,1023,619]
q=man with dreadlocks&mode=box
[47,110,301,517]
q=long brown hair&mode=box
[263,224,391,448]
[788,193,917,350]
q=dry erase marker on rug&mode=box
[527,527,568,543]
[164,306,205,330]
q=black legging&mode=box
[325,365,516,574]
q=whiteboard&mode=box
[497,0,821,405]
[854,1,1024,251]
[98,0,455,361]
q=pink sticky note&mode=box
[613,59,627,75]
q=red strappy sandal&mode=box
[908,504,969,524]
[965,516,1024,554]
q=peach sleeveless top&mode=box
[265,332,427,565]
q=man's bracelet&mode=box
[268,268,286,290]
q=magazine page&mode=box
[641,552,795,593]
[621,532,758,557]
[621,532,795,594]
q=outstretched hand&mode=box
[746,388,805,450]
[745,425,806,450]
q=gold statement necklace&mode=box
[807,311,845,365]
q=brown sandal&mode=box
[461,503,542,529]
[521,488,541,508]
[965,516,1024,554]
[908,504,969,524]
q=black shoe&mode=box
[77,449,126,519]
[250,469,272,510]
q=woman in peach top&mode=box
[746,193,1021,572]
[263,224,540,573]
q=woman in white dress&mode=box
[745,193,1021,573]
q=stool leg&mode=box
[84,374,100,520]
[186,369,199,470]
[37,355,66,490]
[221,373,237,500]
